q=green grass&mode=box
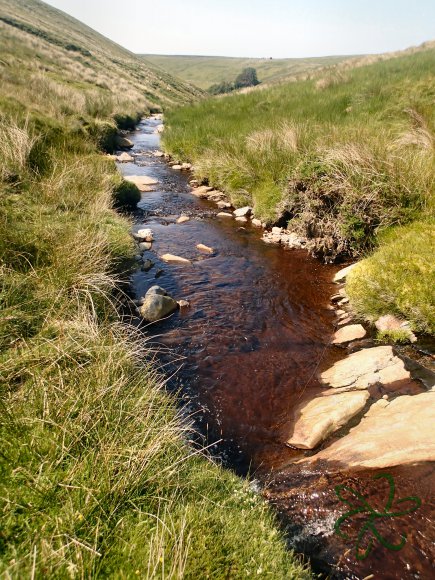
[142,54,358,90]
[163,45,434,331]
[0,1,310,577]
[347,221,435,334]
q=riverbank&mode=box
[163,44,435,335]
[0,109,312,577]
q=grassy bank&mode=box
[0,1,310,577]
[163,45,435,333]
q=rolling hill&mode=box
[0,0,203,118]
[141,53,358,90]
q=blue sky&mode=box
[45,0,435,58]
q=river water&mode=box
[118,117,434,579]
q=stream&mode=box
[118,116,434,580]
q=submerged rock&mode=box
[139,286,178,322]
[196,243,214,254]
[287,390,370,449]
[160,253,191,265]
[321,345,410,390]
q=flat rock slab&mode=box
[287,390,370,449]
[160,253,191,265]
[217,212,233,218]
[125,175,158,190]
[176,215,190,224]
[301,392,435,469]
[321,346,410,390]
[332,324,366,345]
[192,186,213,198]
[117,152,134,163]
[233,206,252,218]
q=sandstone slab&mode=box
[125,175,158,190]
[287,390,370,450]
[301,392,435,469]
[332,324,366,345]
[321,346,410,390]
[117,152,134,163]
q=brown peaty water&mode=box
[119,117,434,579]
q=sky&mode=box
[44,0,435,58]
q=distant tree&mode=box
[234,67,260,89]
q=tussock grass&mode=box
[347,221,435,334]
[0,113,309,578]
[0,3,309,574]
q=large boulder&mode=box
[139,286,178,322]
[116,135,134,149]
[320,346,410,390]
